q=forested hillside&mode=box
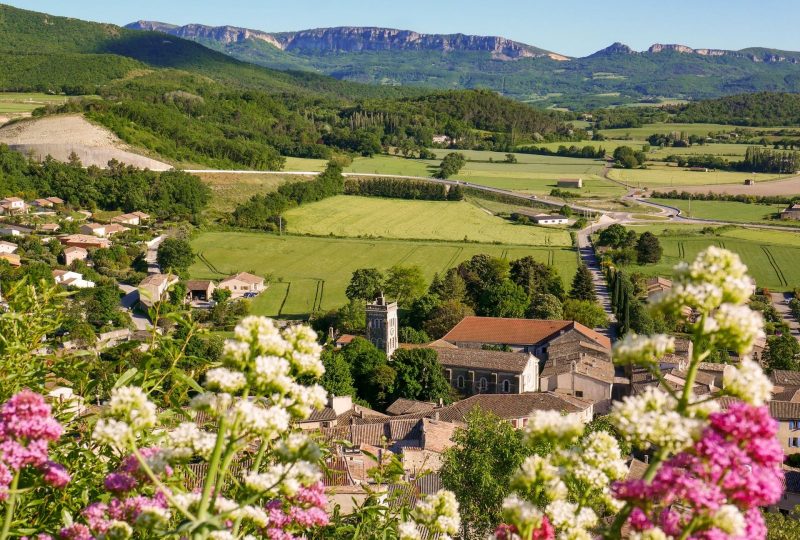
[671,93,800,126]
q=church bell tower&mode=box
[366,292,398,356]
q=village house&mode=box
[0,253,21,267]
[111,212,150,226]
[530,214,569,225]
[432,346,540,395]
[334,334,355,349]
[79,223,106,237]
[645,276,672,301]
[0,241,17,255]
[0,224,33,237]
[0,197,27,215]
[62,246,88,266]
[385,398,438,417]
[52,270,95,289]
[103,223,129,236]
[185,279,216,303]
[780,203,800,220]
[30,198,64,210]
[218,272,265,298]
[297,395,387,430]
[441,316,612,359]
[59,234,111,250]
[39,223,60,234]
[138,273,179,308]
[557,178,583,189]
[719,397,800,456]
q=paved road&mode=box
[771,292,800,341]
[577,216,617,328]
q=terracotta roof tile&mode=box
[770,370,800,387]
[433,346,533,373]
[386,398,437,416]
[442,316,610,349]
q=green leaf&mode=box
[61,508,73,527]
[113,367,138,389]
[172,370,203,393]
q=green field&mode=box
[283,196,572,245]
[598,123,752,139]
[649,198,787,224]
[0,92,85,115]
[198,172,314,212]
[622,225,800,290]
[190,233,578,318]
[608,163,783,188]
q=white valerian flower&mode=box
[231,400,290,439]
[105,521,133,540]
[711,303,765,356]
[204,367,247,393]
[92,418,133,449]
[512,455,567,501]
[231,505,270,528]
[276,431,321,461]
[208,531,235,540]
[252,355,293,392]
[398,521,421,540]
[713,504,746,536]
[611,386,702,453]
[723,357,773,406]
[572,431,628,488]
[287,383,328,419]
[613,333,675,366]
[629,528,669,540]
[245,461,321,497]
[525,410,584,444]
[134,506,171,528]
[189,392,232,416]
[106,386,157,432]
[168,422,217,459]
[675,246,752,306]
[545,500,596,539]
[411,490,460,536]
[501,494,546,534]
[283,325,325,377]
[654,282,724,314]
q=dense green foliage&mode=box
[0,146,209,219]
[343,177,461,201]
[636,232,663,264]
[230,163,344,230]
[436,152,467,179]
[651,190,799,205]
[568,264,597,302]
[156,238,195,275]
[391,348,452,404]
[672,92,800,126]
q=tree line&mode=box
[343,177,463,201]
[0,146,209,221]
[651,190,798,205]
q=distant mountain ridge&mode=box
[123,20,800,108]
[126,21,569,60]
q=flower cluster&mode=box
[613,333,675,367]
[723,357,774,407]
[264,481,329,539]
[524,410,584,445]
[614,402,783,538]
[92,387,157,450]
[0,390,70,499]
[492,495,553,540]
[399,490,460,540]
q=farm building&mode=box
[219,272,265,297]
[780,203,800,220]
[557,178,582,188]
[743,178,755,186]
[688,167,708,172]
[185,280,216,303]
[531,214,569,225]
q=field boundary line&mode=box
[442,247,463,272]
[197,252,224,276]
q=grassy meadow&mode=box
[607,163,784,188]
[621,224,800,290]
[282,196,572,245]
[197,172,315,213]
[649,198,787,224]
[190,232,578,318]
[0,92,76,115]
[598,123,751,139]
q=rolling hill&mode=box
[125,20,800,108]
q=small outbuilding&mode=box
[557,178,583,188]
[531,214,569,225]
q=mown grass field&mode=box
[649,198,787,224]
[608,163,784,188]
[0,92,74,114]
[190,232,578,318]
[197,172,314,212]
[622,225,800,290]
[598,123,752,139]
[283,196,572,245]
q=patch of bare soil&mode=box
[0,114,170,170]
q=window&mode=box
[501,380,511,393]
[477,378,488,392]
[791,421,798,430]
[790,438,799,448]
[575,390,584,398]
[457,376,465,389]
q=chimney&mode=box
[433,411,439,421]
[438,398,443,407]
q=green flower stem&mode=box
[0,471,19,540]
[197,415,228,520]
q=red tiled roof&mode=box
[442,316,611,349]
[433,346,532,373]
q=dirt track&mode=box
[670,176,800,196]
[0,114,171,170]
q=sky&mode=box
[6,0,800,57]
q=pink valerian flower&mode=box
[58,524,93,540]
[265,481,329,539]
[0,391,69,498]
[613,402,783,539]
[65,491,170,539]
[103,447,172,494]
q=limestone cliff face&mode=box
[125,21,568,60]
[647,43,799,63]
